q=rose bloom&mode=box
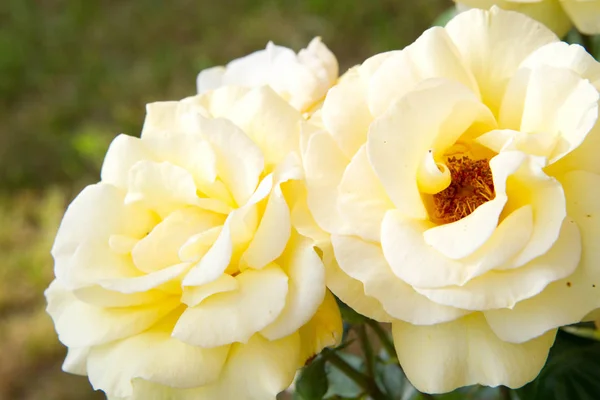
[301,7,600,393]
[45,84,342,399]
[197,37,338,114]
[455,0,600,36]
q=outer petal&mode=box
[87,325,230,398]
[122,333,302,400]
[225,86,302,168]
[333,235,469,325]
[173,266,288,347]
[196,116,264,206]
[415,218,581,310]
[298,291,343,361]
[261,233,326,340]
[303,131,351,234]
[101,135,157,189]
[45,280,179,348]
[62,347,90,376]
[445,7,558,114]
[337,145,394,242]
[321,68,372,158]
[456,0,572,37]
[494,65,599,163]
[519,42,600,89]
[485,171,600,343]
[322,244,393,322]
[52,183,155,259]
[197,66,225,93]
[367,27,480,117]
[392,313,556,393]
[561,0,600,34]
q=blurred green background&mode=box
[0,1,450,398]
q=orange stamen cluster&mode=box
[432,156,494,224]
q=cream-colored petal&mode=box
[445,7,558,114]
[55,236,143,290]
[547,117,600,176]
[515,66,598,162]
[132,207,223,273]
[98,263,190,294]
[392,313,556,393]
[367,78,493,220]
[52,183,155,259]
[101,135,157,189]
[45,280,180,348]
[415,217,580,310]
[73,285,168,308]
[520,42,600,89]
[178,226,222,262]
[485,171,600,343]
[502,154,567,269]
[298,290,343,361]
[303,131,351,234]
[241,178,291,269]
[196,115,264,206]
[181,274,238,307]
[143,132,218,191]
[261,233,326,340]
[367,27,480,117]
[333,235,469,325]
[321,69,372,158]
[225,86,302,168]
[322,243,393,323]
[140,101,180,139]
[182,218,233,287]
[87,325,230,398]
[62,347,90,376]
[338,145,393,242]
[196,66,225,93]
[561,0,600,34]
[456,1,572,37]
[173,266,288,347]
[125,333,302,400]
[125,161,200,217]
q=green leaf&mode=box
[432,7,458,27]
[296,356,329,400]
[325,353,364,399]
[517,330,600,400]
[375,361,405,399]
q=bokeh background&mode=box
[0,1,451,398]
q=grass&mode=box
[0,0,451,398]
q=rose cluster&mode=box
[46,6,600,399]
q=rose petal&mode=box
[485,171,600,343]
[173,266,288,347]
[333,235,469,325]
[392,313,556,393]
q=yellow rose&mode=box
[302,7,600,393]
[455,0,600,36]
[45,85,342,399]
[197,38,338,114]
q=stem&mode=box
[420,394,435,400]
[322,348,387,400]
[357,324,375,378]
[581,34,594,55]
[366,320,397,361]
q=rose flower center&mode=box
[431,156,495,224]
